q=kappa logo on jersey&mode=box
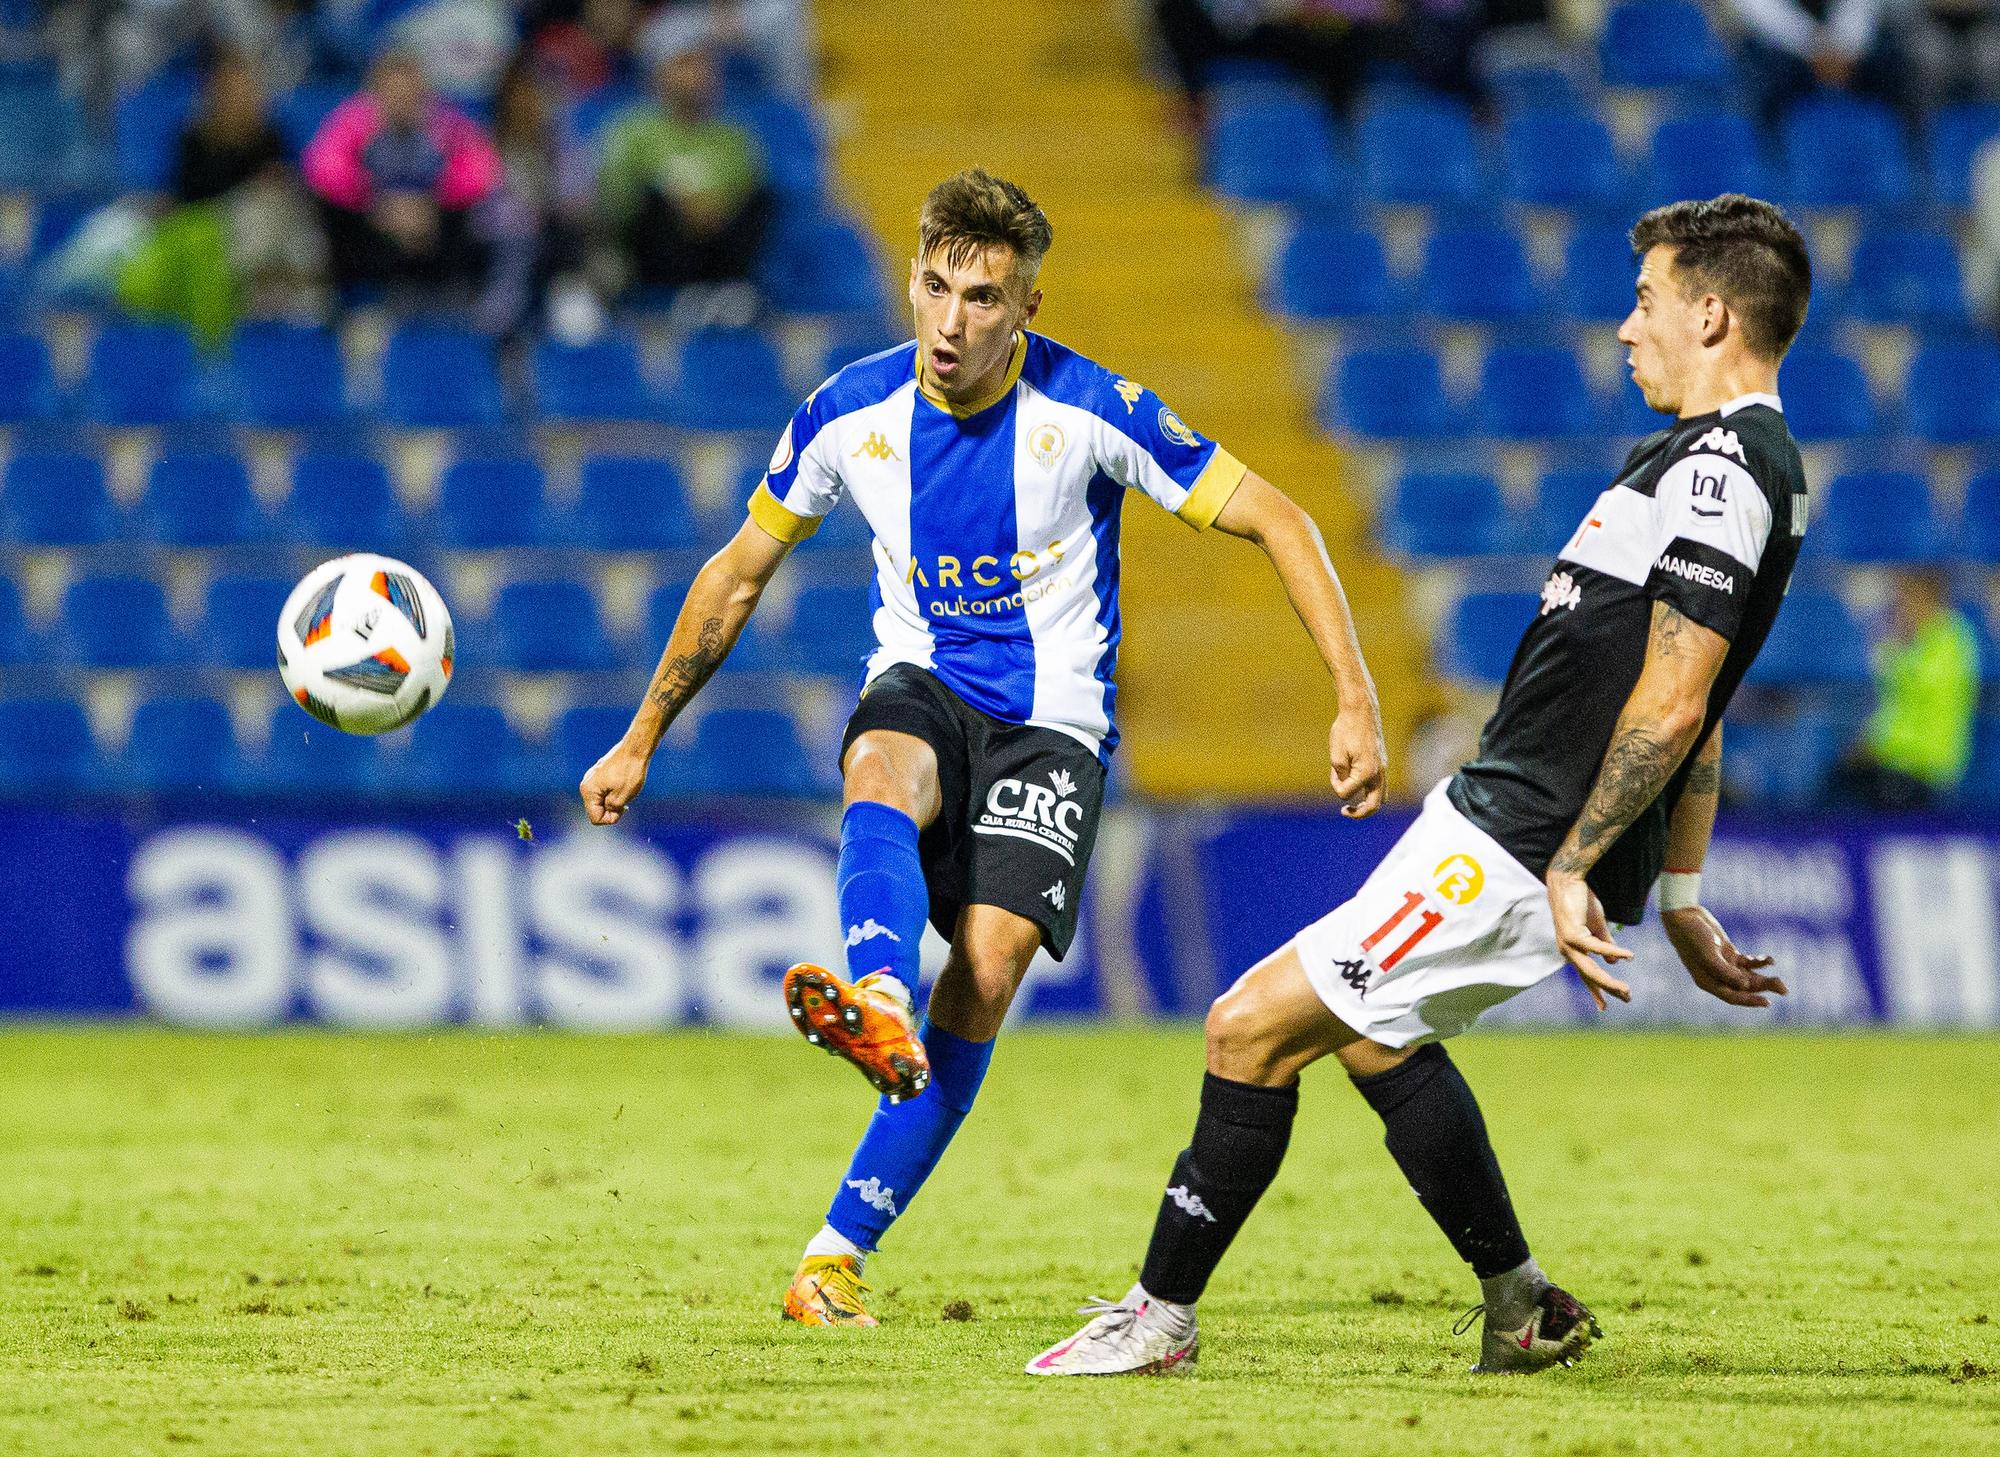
[845,1176,898,1215]
[1029,421,1067,469]
[1540,569,1582,615]
[1166,1184,1217,1223]
[1157,406,1200,449]
[1656,553,1735,594]
[1432,854,1485,906]
[977,768,1087,866]
[1689,465,1731,518]
[1690,427,1746,463]
[844,918,902,949]
[1113,378,1144,414]
[1043,881,1067,912]
[852,432,901,462]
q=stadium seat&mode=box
[1648,115,1771,204]
[271,81,346,157]
[1724,711,1843,808]
[1904,342,2000,444]
[226,322,348,428]
[532,333,654,423]
[83,321,202,426]
[287,452,410,548]
[1357,92,1484,206]
[1,452,120,546]
[141,450,268,547]
[1418,226,1541,323]
[574,454,699,551]
[488,579,621,672]
[0,578,31,665]
[124,695,246,793]
[261,700,381,795]
[552,703,697,794]
[759,213,885,316]
[1439,591,1539,683]
[788,582,879,676]
[1478,346,1599,440]
[1745,588,1869,685]
[1776,350,1876,442]
[1929,102,2000,210]
[0,71,87,193]
[1780,97,1913,209]
[1561,224,1640,322]
[1598,0,1729,86]
[379,324,505,428]
[1323,347,1457,440]
[1382,470,1507,557]
[0,331,58,422]
[690,706,825,796]
[1500,109,1626,211]
[432,456,551,549]
[1818,472,1944,563]
[1962,715,2000,810]
[1962,471,2000,565]
[113,68,199,191]
[1206,91,1351,205]
[0,696,102,794]
[729,94,824,201]
[56,573,181,668]
[200,574,294,669]
[1844,230,1967,327]
[395,702,526,796]
[819,324,905,380]
[1519,467,1610,555]
[666,327,791,432]
[1268,222,1397,320]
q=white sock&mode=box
[803,1224,867,1268]
[1479,1256,1548,1329]
[1132,1282,1195,1333]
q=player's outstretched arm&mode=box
[1545,601,1728,1006]
[581,518,794,824]
[1657,724,1789,1008]
[1210,471,1385,817]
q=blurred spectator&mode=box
[529,0,642,101]
[1971,132,2000,324]
[1726,0,1914,126]
[1910,0,2000,103]
[479,56,596,335]
[1830,568,1980,810]
[303,50,501,305]
[596,15,771,298]
[388,0,516,104]
[702,0,817,99]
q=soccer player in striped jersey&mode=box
[580,168,1388,1326]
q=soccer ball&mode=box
[277,554,453,734]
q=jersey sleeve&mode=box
[746,388,844,544]
[1645,450,1775,640]
[1091,376,1247,531]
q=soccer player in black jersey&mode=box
[1028,195,1813,1377]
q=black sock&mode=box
[1350,1043,1530,1278]
[1137,1072,1299,1305]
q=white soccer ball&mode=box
[276,554,453,734]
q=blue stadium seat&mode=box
[1357,93,1483,205]
[574,454,698,551]
[84,321,202,426]
[379,324,505,428]
[396,702,526,796]
[0,696,102,794]
[1929,102,2000,210]
[1905,342,2000,444]
[1724,712,1843,808]
[1500,109,1626,211]
[1818,471,1944,562]
[1963,471,2000,565]
[819,324,905,380]
[1520,467,1610,555]
[1418,226,1540,323]
[124,695,246,793]
[533,333,653,423]
[1745,588,1869,685]
[142,450,267,547]
[433,456,550,549]
[1268,222,1397,320]
[1776,350,1876,442]
[666,327,790,432]
[113,69,199,191]
[271,81,346,157]
[759,213,884,315]
[1844,230,1966,327]
[57,573,180,667]
[488,579,621,671]
[0,578,30,665]
[226,322,348,428]
[2,452,119,546]
[1649,114,1771,204]
[1383,471,1506,557]
[1206,92,1350,205]
[287,452,410,548]
[262,701,381,795]
[1479,345,1599,440]
[729,94,824,201]
[1780,97,1913,209]
[1439,591,1538,683]
[1323,347,1457,440]
[0,72,87,193]
[551,702,697,795]
[1561,225,1639,322]
[1599,0,1728,86]
[788,582,878,676]
[691,706,825,795]
[0,331,58,422]
[566,83,644,144]
[200,574,293,670]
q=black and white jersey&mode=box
[1447,394,1809,924]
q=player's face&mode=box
[1618,245,1705,416]
[909,244,1040,403]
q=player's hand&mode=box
[1327,703,1386,819]
[1546,870,1633,1011]
[1661,905,1787,1009]
[581,740,650,825]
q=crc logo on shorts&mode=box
[1432,854,1485,906]
[1029,421,1067,469]
[1158,407,1200,448]
[976,767,1084,866]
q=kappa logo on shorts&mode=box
[1332,957,1371,998]
[1432,854,1485,906]
[1043,881,1067,912]
[976,768,1086,866]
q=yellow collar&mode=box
[916,333,1027,418]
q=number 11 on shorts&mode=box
[1360,891,1443,973]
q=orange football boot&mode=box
[782,963,930,1101]
[782,1253,877,1326]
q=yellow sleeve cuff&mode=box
[1174,446,1247,531]
[747,480,823,544]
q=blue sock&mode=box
[837,800,926,996]
[824,1020,994,1251]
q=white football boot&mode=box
[1462,1285,1602,1373]
[1024,1285,1198,1376]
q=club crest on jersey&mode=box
[769,422,795,475]
[1540,570,1582,615]
[1158,406,1200,448]
[1029,421,1067,469]
[1690,427,1746,462]
[1432,854,1485,906]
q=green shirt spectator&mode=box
[597,107,762,231]
[1865,601,1980,791]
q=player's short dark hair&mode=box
[1629,194,1812,358]
[918,168,1053,283]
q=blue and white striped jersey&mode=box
[748,331,1247,754]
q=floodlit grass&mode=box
[2,1027,1996,1455]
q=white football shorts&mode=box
[1294,779,1566,1048]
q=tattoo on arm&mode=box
[1551,723,1682,876]
[1653,601,1690,657]
[1684,756,1720,796]
[649,617,725,718]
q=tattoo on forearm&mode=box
[1684,757,1720,796]
[1552,724,1682,875]
[1653,602,1689,657]
[649,617,725,718]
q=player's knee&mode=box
[1203,994,1288,1084]
[841,737,932,822]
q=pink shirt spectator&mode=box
[302,94,503,213]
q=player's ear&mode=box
[1023,287,1042,326]
[1699,293,1729,348]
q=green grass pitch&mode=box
[2,1026,1996,1456]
